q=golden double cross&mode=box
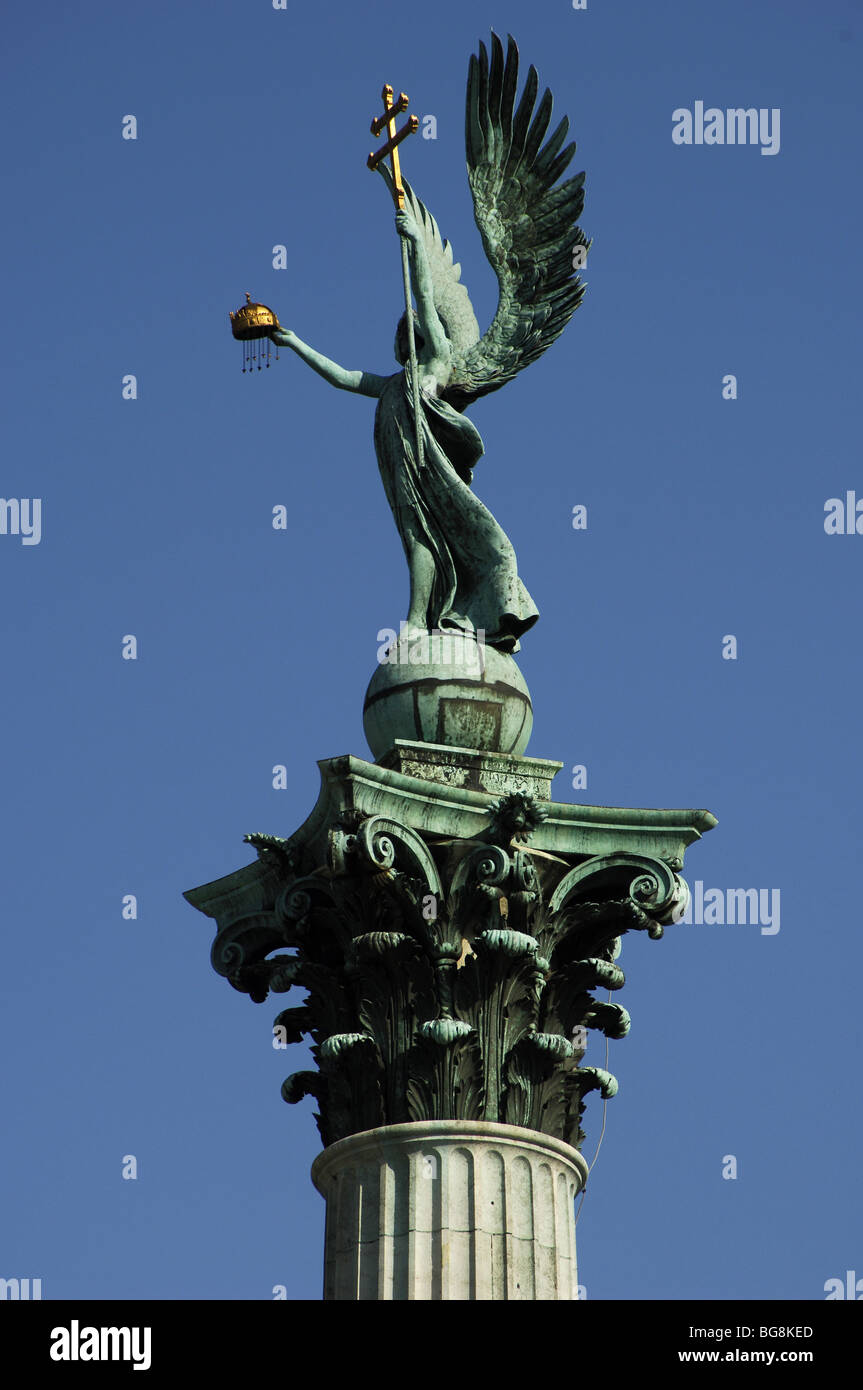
[367,85,419,210]
[367,83,425,470]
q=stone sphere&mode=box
[363,630,533,760]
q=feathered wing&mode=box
[376,161,481,363]
[444,31,590,409]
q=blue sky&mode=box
[1,0,860,1300]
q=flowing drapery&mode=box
[373,372,538,652]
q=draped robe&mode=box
[373,371,538,652]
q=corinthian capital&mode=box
[186,749,714,1151]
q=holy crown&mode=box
[229,293,280,341]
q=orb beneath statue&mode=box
[363,630,533,761]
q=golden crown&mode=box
[229,292,280,341]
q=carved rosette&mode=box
[194,794,692,1151]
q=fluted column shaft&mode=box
[311,1120,588,1300]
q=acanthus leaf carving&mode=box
[199,822,698,1150]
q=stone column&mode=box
[312,1120,588,1301]
[186,741,715,1300]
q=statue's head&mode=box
[394,310,425,366]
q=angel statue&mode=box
[268,33,589,655]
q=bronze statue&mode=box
[268,33,589,653]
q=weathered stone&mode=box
[379,739,558,798]
[312,1120,588,1301]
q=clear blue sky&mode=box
[2,0,860,1301]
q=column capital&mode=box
[185,747,715,1152]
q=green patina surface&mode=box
[185,750,715,1150]
[267,33,589,665]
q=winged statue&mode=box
[269,33,589,654]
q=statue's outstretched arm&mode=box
[395,212,449,363]
[269,328,387,398]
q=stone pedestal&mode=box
[312,1120,588,1301]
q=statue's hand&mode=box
[395,210,420,243]
[269,327,294,347]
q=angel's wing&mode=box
[377,161,481,363]
[444,32,590,409]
